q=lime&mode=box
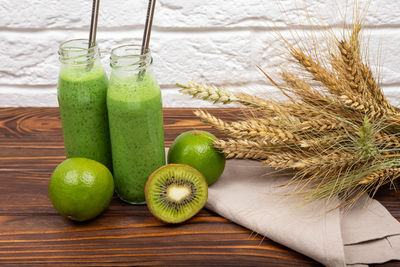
[48,158,114,222]
[167,130,226,185]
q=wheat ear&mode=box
[336,23,363,94]
[289,46,350,96]
[265,151,358,170]
[360,64,395,114]
[178,81,263,107]
[213,139,271,160]
[358,168,400,185]
[177,81,236,104]
[229,120,301,143]
[281,71,331,106]
[194,110,230,133]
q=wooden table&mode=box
[0,107,399,266]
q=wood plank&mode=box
[0,214,318,266]
[0,107,399,266]
[0,107,239,139]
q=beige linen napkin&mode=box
[205,159,400,266]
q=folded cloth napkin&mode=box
[205,159,400,266]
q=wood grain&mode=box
[0,107,398,266]
[0,214,318,266]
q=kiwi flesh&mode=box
[145,164,208,224]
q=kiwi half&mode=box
[145,164,208,224]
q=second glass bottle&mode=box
[107,45,165,204]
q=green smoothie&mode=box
[58,61,112,170]
[107,71,165,204]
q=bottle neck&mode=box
[110,45,153,75]
[59,39,100,66]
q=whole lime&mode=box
[48,158,114,222]
[167,130,226,185]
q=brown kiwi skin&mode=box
[145,164,208,224]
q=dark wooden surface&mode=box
[0,107,399,266]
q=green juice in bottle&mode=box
[57,39,112,170]
[107,45,165,204]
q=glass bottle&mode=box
[57,39,112,170]
[107,45,165,204]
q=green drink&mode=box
[57,39,112,170]
[107,45,165,204]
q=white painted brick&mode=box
[0,0,146,29]
[0,87,57,107]
[367,29,400,85]
[0,31,260,86]
[0,0,399,108]
[1,0,400,29]
[384,87,400,106]
[1,29,400,89]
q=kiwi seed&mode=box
[145,164,208,224]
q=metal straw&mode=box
[139,0,156,78]
[88,0,100,49]
[87,0,100,71]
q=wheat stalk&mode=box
[281,71,331,106]
[335,22,395,117]
[195,109,302,145]
[178,6,400,208]
[264,152,306,169]
[299,133,347,148]
[336,23,363,94]
[234,93,271,108]
[336,40,365,94]
[358,168,400,185]
[178,81,264,107]
[289,45,352,97]
[376,132,400,148]
[296,151,358,170]
[230,120,301,143]
[194,110,229,133]
[213,139,272,160]
[296,119,345,132]
[177,81,237,104]
[359,64,395,114]
[338,94,390,119]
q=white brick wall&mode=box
[0,0,399,107]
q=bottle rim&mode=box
[110,44,152,70]
[58,39,99,65]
